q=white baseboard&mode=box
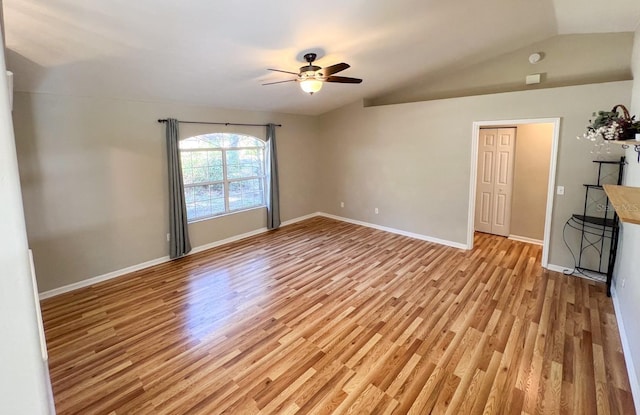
[545,263,569,273]
[38,212,321,300]
[189,212,321,255]
[545,263,609,283]
[508,235,543,245]
[38,255,171,300]
[39,211,468,300]
[317,212,468,250]
[611,285,640,414]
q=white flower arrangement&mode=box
[578,105,640,156]
[580,122,621,142]
[580,105,640,142]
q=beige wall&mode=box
[612,26,640,408]
[510,123,553,241]
[13,81,633,297]
[370,33,634,106]
[318,81,630,269]
[12,92,320,292]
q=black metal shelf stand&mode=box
[563,157,625,296]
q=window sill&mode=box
[187,205,266,225]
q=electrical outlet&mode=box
[557,186,565,195]
[166,233,171,242]
[622,278,626,288]
[340,202,344,208]
[374,208,379,214]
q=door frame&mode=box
[467,118,561,268]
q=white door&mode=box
[475,128,516,236]
[475,129,497,234]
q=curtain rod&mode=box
[157,119,282,127]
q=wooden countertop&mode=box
[603,184,640,225]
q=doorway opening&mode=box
[467,118,560,268]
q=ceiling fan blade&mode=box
[262,79,297,86]
[321,63,350,76]
[268,68,300,76]
[325,76,362,84]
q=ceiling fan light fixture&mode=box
[300,79,323,95]
[266,52,361,94]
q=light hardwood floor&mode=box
[41,217,636,414]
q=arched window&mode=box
[179,133,266,221]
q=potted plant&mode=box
[582,105,640,141]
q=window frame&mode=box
[179,135,267,223]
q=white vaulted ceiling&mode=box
[4,0,640,115]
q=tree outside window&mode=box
[179,133,266,222]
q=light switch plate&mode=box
[557,186,565,195]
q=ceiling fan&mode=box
[263,53,362,95]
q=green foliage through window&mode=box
[179,133,266,221]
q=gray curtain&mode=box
[165,118,192,258]
[266,123,281,229]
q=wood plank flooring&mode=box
[41,217,636,414]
